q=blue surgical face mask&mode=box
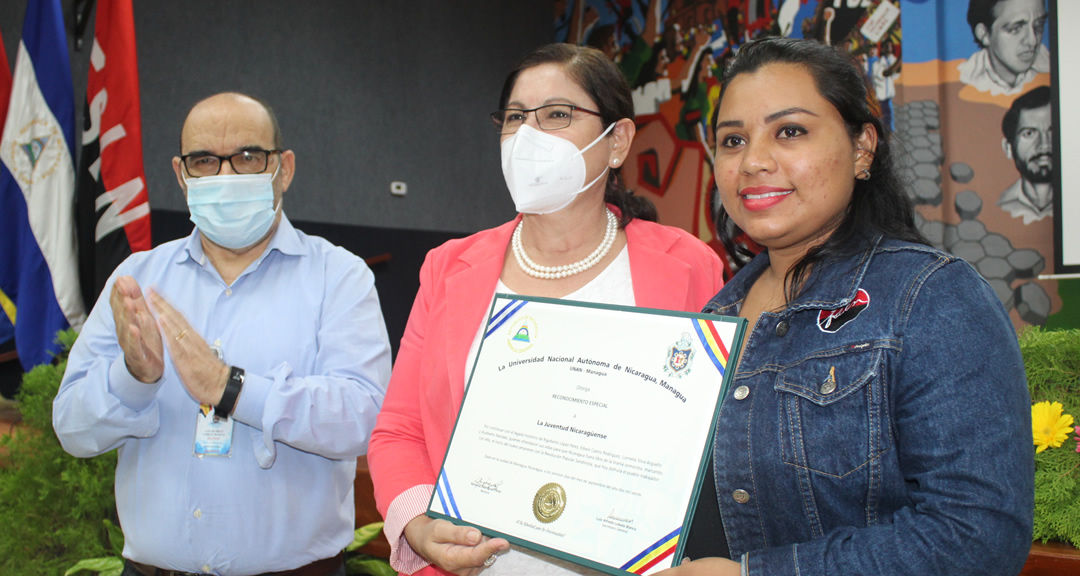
[184,163,280,250]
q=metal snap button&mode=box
[820,380,837,395]
[733,385,750,400]
[775,320,789,337]
[732,489,750,504]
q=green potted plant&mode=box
[0,330,117,576]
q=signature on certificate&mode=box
[472,477,504,493]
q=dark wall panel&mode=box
[2,1,553,234]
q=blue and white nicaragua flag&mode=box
[0,0,86,370]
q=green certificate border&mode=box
[427,294,746,575]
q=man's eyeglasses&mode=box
[181,149,282,177]
[490,104,602,135]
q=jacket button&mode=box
[820,380,837,395]
[733,385,749,400]
[775,321,789,337]
[732,489,750,504]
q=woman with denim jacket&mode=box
[662,37,1034,576]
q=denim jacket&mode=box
[703,236,1034,576]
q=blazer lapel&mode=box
[442,221,516,409]
[625,220,694,309]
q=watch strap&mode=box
[214,366,244,419]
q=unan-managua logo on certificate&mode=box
[507,315,538,353]
[664,332,695,378]
[8,118,64,188]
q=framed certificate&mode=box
[428,294,746,575]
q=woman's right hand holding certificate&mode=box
[404,514,510,575]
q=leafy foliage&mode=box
[64,555,124,576]
[1020,327,1080,547]
[0,330,119,576]
[346,555,398,576]
[347,522,386,553]
[64,520,125,576]
[347,522,397,576]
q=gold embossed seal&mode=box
[533,482,567,523]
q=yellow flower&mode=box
[1032,401,1075,453]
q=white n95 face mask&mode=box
[184,164,280,250]
[501,123,615,214]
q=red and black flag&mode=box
[77,0,151,308]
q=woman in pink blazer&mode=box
[368,44,725,576]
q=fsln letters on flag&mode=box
[77,0,151,303]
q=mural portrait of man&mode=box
[999,85,1052,224]
[959,0,1049,95]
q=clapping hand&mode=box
[110,276,164,384]
[149,290,229,407]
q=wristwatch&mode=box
[214,366,244,419]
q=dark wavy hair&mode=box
[967,0,1007,46]
[1002,85,1051,144]
[714,37,927,303]
[498,43,657,227]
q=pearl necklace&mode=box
[512,209,618,279]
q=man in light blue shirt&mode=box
[53,92,391,576]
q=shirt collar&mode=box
[176,212,304,267]
[973,48,1038,92]
[708,234,882,316]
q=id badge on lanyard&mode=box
[193,340,233,456]
[194,404,234,456]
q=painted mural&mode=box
[558,0,1076,329]
[887,0,1070,329]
